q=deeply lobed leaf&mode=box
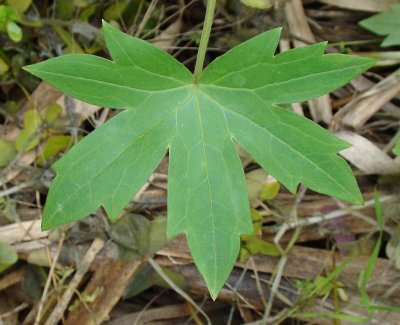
[201,29,374,104]
[24,21,375,298]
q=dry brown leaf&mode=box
[337,130,400,174]
[151,18,183,51]
[342,71,400,128]
[0,220,47,245]
[318,0,398,12]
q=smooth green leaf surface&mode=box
[0,241,18,273]
[24,21,374,298]
[6,20,22,42]
[0,139,16,167]
[392,138,400,156]
[359,4,400,47]
[6,0,32,13]
[240,0,273,10]
[37,135,73,165]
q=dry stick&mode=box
[135,0,159,37]
[264,186,307,307]
[331,73,399,129]
[65,256,144,325]
[91,108,109,129]
[44,237,105,325]
[186,301,206,325]
[131,0,144,34]
[133,174,155,201]
[249,257,267,307]
[0,220,47,245]
[226,260,260,324]
[0,181,34,198]
[0,268,24,292]
[132,290,166,325]
[287,194,397,229]
[34,232,66,325]
[263,216,302,322]
[255,277,293,308]
[0,303,30,320]
[143,0,195,41]
[341,70,400,128]
[224,282,262,315]
[263,256,287,320]
[107,303,219,325]
[148,257,212,325]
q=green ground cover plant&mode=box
[24,0,375,299]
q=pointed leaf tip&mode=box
[22,64,33,73]
[41,221,51,232]
[210,291,219,301]
[101,19,112,31]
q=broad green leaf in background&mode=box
[6,0,32,14]
[240,0,273,10]
[124,263,188,298]
[0,57,9,75]
[0,5,22,42]
[359,4,400,47]
[44,103,63,124]
[23,109,42,130]
[109,214,168,260]
[24,21,374,298]
[0,197,18,222]
[260,179,280,200]
[0,241,18,273]
[393,138,400,156]
[109,214,151,260]
[240,209,280,262]
[6,20,22,42]
[37,135,73,165]
[0,139,17,167]
[245,168,269,203]
[15,109,43,152]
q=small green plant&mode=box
[0,4,22,41]
[239,210,280,262]
[24,1,374,298]
[0,0,33,42]
[292,193,400,323]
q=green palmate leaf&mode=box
[359,4,400,47]
[24,21,374,298]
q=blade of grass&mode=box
[358,191,383,306]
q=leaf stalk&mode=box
[193,0,216,82]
